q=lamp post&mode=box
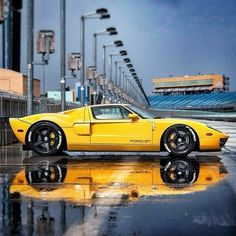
[109,51,127,83]
[113,58,130,102]
[60,0,66,111]
[114,58,129,85]
[80,8,110,106]
[118,65,127,102]
[93,27,117,68]
[108,50,127,102]
[27,0,34,115]
[92,27,117,105]
[102,40,123,75]
[102,41,123,103]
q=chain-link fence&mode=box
[0,92,79,146]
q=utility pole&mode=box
[60,0,66,111]
[27,0,34,115]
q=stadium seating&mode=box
[149,92,236,110]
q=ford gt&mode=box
[9,104,229,156]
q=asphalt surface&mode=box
[0,120,236,236]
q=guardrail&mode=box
[0,92,79,146]
[0,117,17,146]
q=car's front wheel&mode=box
[28,122,63,156]
[163,125,197,156]
[160,157,199,184]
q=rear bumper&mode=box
[9,118,31,144]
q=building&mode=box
[153,74,229,95]
[0,68,40,97]
[47,90,76,102]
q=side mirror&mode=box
[128,113,138,121]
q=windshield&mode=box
[126,105,154,119]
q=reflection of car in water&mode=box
[10,156,228,204]
[9,104,229,156]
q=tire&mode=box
[160,157,199,184]
[25,161,64,184]
[163,125,197,156]
[28,122,63,156]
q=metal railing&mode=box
[0,92,79,146]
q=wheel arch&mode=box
[160,124,200,152]
[25,120,67,150]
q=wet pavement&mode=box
[1,120,236,236]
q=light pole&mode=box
[80,8,110,106]
[102,40,123,75]
[109,51,127,83]
[92,27,117,105]
[60,0,66,111]
[118,65,127,102]
[108,50,127,102]
[124,73,132,95]
[93,27,117,68]
[27,0,34,115]
[102,41,123,103]
[114,58,130,86]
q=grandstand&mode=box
[149,92,236,111]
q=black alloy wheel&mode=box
[25,161,64,184]
[161,158,199,184]
[28,122,63,156]
[163,125,196,156]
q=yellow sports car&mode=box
[9,104,229,156]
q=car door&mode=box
[90,105,153,149]
[72,107,91,146]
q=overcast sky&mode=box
[7,0,236,95]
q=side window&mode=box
[120,107,131,119]
[92,106,124,119]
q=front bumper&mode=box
[219,138,228,148]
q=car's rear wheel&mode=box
[163,125,196,156]
[25,160,67,184]
[28,122,63,156]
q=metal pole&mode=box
[122,71,125,102]
[80,16,85,106]
[102,45,107,102]
[115,61,118,85]
[122,71,125,91]
[93,33,97,68]
[60,0,66,111]
[93,34,97,105]
[109,54,112,81]
[119,67,122,87]
[103,45,106,75]
[27,0,34,115]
